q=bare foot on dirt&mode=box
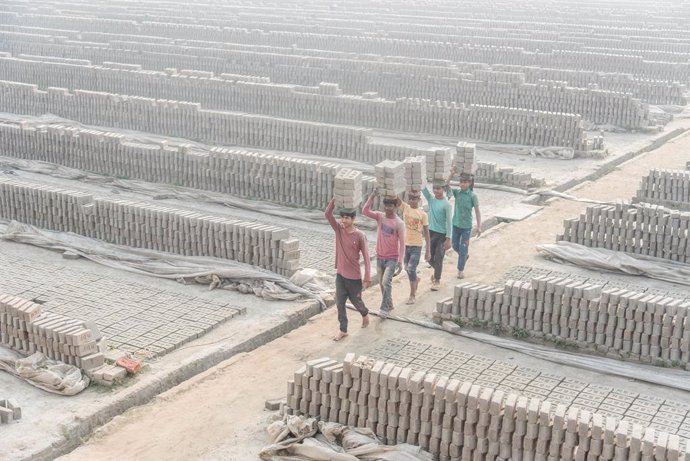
[332,331,348,341]
[361,315,370,328]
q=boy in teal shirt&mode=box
[421,180,452,290]
[447,171,482,279]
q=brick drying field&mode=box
[0,0,690,460]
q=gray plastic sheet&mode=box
[537,241,690,286]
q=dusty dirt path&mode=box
[58,133,690,461]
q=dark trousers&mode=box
[336,274,369,333]
[429,230,446,281]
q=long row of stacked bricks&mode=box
[286,354,690,460]
[558,202,690,264]
[0,178,300,275]
[0,55,655,131]
[0,293,105,371]
[434,277,690,367]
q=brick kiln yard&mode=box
[0,0,690,460]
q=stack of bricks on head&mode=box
[375,160,406,198]
[0,293,105,373]
[426,148,454,183]
[334,168,363,210]
[404,156,427,192]
[455,142,477,177]
[286,354,690,460]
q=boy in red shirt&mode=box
[325,198,371,341]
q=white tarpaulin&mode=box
[259,415,433,461]
[0,349,89,396]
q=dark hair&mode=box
[383,199,397,206]
[339,210,356,218]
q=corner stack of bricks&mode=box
[635,169,690,212]
[286,353,690,460]
[0,178,300,276]
[435,278,690,367]
[559,202,690,264]
[0,293,105,372]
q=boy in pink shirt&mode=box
[325,198,371,341]
[362,191,405,317]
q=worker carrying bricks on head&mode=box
[396,191,430,305]
[325,198,372,342]
[422,180,453,291]
[448,166,482,279]
[363,191,405,318]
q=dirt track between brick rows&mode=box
[57,132,690,461]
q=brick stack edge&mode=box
[0,293,105,372]
[286,354,689,460]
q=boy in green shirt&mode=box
[447,171,482,279]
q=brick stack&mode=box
[0,178,300,276]
[333,168,363,209]
[559,202,690,264]
[635,169,690,211]
[286,354,689,460]
[0,293,105,371]
[0,121,344,209]
[403,156,427,192]
[426,148,454,182]
[474,162,545,188]
[375,160,406,197]
[437,278,690,367]
[454,142,477,176]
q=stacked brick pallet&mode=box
[286,354,690,460]
[438,277,690,366]
[0,55,653,130]
[0,293,105,371]
[559,202,690,264]
[0,178,300,275]
[635,169,690,211]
